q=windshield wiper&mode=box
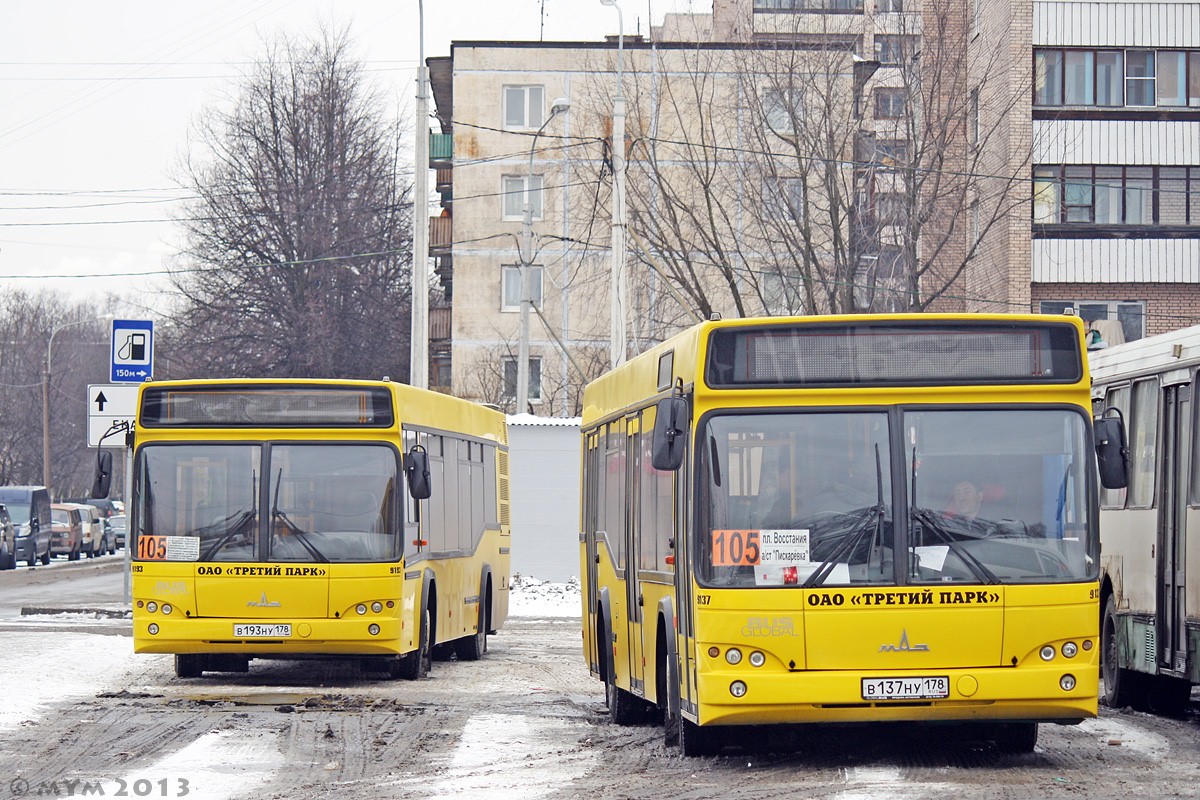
[198,509,257,561]
[270,469,328,563]
[910,508,1000,584]
[802,504,886,587]
[271,508,329,562]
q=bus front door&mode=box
[1160,382,1190,676]
[626,418,645,694]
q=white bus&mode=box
[1090,326,1200,714]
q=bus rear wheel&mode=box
[604,645,644,726]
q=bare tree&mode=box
[0,291,112,497]
[168,27,414,380]
[575,6,1033,329]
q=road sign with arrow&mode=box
[87,384,139,448]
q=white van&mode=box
[65,503,110,558]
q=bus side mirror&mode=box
[1094,412,1129,490]
[651,396,688,472]
[404,448,432,500]
[91,451,113,499]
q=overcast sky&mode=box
[0,0,709,318]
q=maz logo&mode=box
[246,592,281,608]
[878,629,929,652]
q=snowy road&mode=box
[1,566,1199,799]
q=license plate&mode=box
[233,623,291,638]
[862,676,949,701]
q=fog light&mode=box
[147,623,159,635]
[356,604,367,615]
[146,602,158,614]
[749,651,766,667]
[1060,674,1076,691]
[368,623,380,636]
[371,602,383,613]
[1062,641,1078,658]
[161,604,172,616]
[730,681,747,698]
[725,648,743,665]
[708,646,720,658]
[1040,645,1056,661]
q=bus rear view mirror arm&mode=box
[652,396,689,471]
[1094,408,1129,490]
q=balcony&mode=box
[429,216,452,253]
[430,133,453,166]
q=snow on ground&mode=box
[508,576,581,619]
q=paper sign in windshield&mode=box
[137,534,200,561]
[710,529,810,567]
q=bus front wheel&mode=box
[398,608,432,680]
[175,654,203,679]
[1102,595,1146,709]
[678,718,719,757]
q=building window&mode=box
[1035,48,1200,108]
[762,88,801,134]
[762,176,805,222]
[878,0,903,10]
[501,174,543,220]
[1033,165,1200,227]
[752,0,863,10]
[873,139,909,171]
[874,88,907,119]
[1038,300,1146,344]
[876,35,916,66]
[501,265,544,311]
[503,85,545,129]
[875,192,909,227]
[503,357,542,402]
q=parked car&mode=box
[0,486,52,567]
[0,504,15,570]
[50,504,84,561]
[109,514,128,550]
[76,503,111,557]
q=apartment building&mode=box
[423,0,1200,411]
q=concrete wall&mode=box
[507,417,581,582]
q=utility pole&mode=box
[410,0,430,389]
[600,0,628,368]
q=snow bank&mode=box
[508,575,580,619]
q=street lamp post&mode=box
[600,0,627,368]
[43,316,108,490]
[517,97,571,413]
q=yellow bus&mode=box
[108,378,509,679]
[579,314,1127,755]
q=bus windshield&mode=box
[135,443,401,563]
[698,407,1095,587]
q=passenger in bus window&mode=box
[945,480,983,520]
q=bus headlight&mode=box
[161,604,172,616]
[1060,674,1076,691]
[368,623,380,636]
[749,651,766,667]
[725,648,743,665]
[1062,641,1078,658]
[371,602,383,613]
[356,604,367,615]
[1040,645,1056,661]
[146,602,158,614]
[730,681,747,698]
[147,623,159,635]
